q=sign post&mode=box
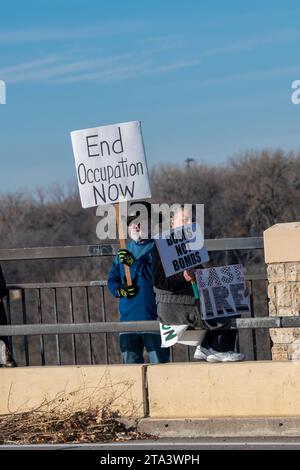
[114,202,132,286]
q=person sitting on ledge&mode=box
[152,204,245,363]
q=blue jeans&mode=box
[119,333,170,364]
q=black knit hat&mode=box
[127,201,152,226]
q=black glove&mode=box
[117,285,138,299]
[118,249,136,267]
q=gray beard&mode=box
[130,232,143,242]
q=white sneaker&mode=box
[0,340,8,365]
[206,351,245,363]
[193,345,211,361]
[0,340,16,367]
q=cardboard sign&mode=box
[155,223,209,277]
[160,324,189,348]
[195,264,251,319]
[160,324,205,347]
[71,121,151,208]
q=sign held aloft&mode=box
[155,223,209,277]
[195,264,251,320]
[71,121,151,208]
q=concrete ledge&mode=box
[4,362,300,424]
[147,361,300,418]
[264,222,300,263]
[0,365,145,417]
[138,417,300,438]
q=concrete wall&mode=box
[3,361,300,419]
[0,365,145,416]
[147,362,300,418]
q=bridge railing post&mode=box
[264,222,300,360]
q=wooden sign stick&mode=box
[115,202,132,286]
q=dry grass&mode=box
[0,376,155,445]
[0,407,153,445]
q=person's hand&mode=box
[118,249,136,267]
[183,269,196,282]
[117,285,138,299]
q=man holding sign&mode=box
[108,202,170,364]
[71,121,169,363]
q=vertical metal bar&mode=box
[236,331,240,354]
[85,287,93,365]
[5,289,13,354]
[170,346,174,363]
[265,279,269,299]
[100,286,109,365]
[53,288,61,366]
[265,278,272,357]
[21,289,30,366]
[225,249,229,266]
[69,287,77,365]
[249,280,257,360]
[37,288,45,366]
[187,346,191,362]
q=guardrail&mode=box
[0,238,269,366]
[0,316,297,336]
[0,237,264,261]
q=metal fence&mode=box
[0,237,271,366]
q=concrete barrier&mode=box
[138,417,300,438]
[0,365,145,417]
[147,362,300,418]
[3,361,300,428]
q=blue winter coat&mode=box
[107,239,157,322]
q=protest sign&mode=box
[160,323,205,348]
[71,120,151,286]
[195,264,251,319]
[155,223,209,277]
[160,324,188,348]
[71,120,151,209]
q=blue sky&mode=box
[1,0,300,193]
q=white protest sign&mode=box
[160,324,205,348]
[160,324,189,348]
[155,223,209,277]
[195,264,251,320]
[71,121,151,208]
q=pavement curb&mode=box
[137,417,300,438]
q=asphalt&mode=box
[2,437,300,450]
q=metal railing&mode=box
[0,237,264,260]
[0,237,270,365]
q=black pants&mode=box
[0,301,9,347]
[201,329,237,352]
